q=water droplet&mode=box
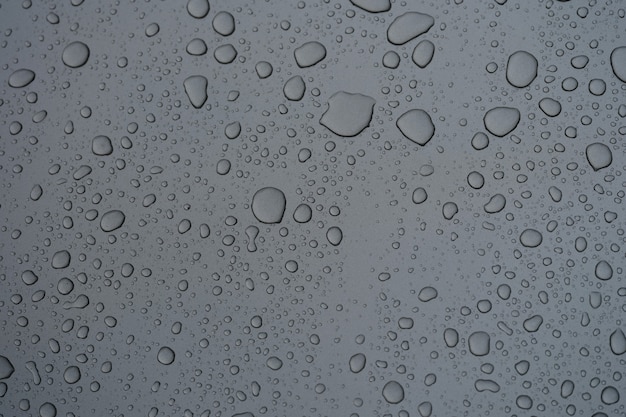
[266,356,283,370]
[471,132,489,150]
[387,12,434,45]
[382,380,404,404]
[483,107,520,137]
[506,51,538,88]
[382,51,400,69]
[187,0,210,19]
[585,143,612,171]
[62,41,90,68]
[294,41,327,68]
[63,366,81,384]
[442,202,458,220]
[21,270,39,285]
[320,91,376,137]
[51,250,71,269]
[600,386,620,405]
[609,329,626,355]
[538,98,561,117]
[443,328,459,347]
[418,286,438,302]
[412,40,435,68]
[100,210,126,232]
[412,187,428,204]
[214,44,238,64]
[251,187,286,224]
[283,75,306,101]
[8,68,35,88]
[157,346,175,365]
[468,331,490,356]
[293,204,312,223]
[213,11,235,36]
[349,353,366,373]
[92,135,113,156]
[39,402,57,417]
[610,46,626,83]
[326,226,343,246]
[594,260,613,280]
[186,38,208,56]
[0,356,15,380]
[184,75,208,108]
[349,0,390,13]
[523,315,543,332]
[519,228,542,248]
[396,109,435,146]
[516,395,533,410]
[255,61,273,79]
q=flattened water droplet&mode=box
[92,135,113,156]
[585,143,612,171]
[475,379,500,393]
[51,250,71,269]
[283,75,306,101]
[266,356,283,370]
[610,46,626,83]
[571,55,589,69]
[100,210,126,232]
[387,12,435,45]
[30,184,43,201]
[251,187,286,224]
[8,68,35,88]
[523,315,543,332]
[506,51,538,88]
[483,107,520,137]
[187,0,210,19]
[186,38,208,56]
[294,41,327,68]
[468,331,490,356]
[320,91,376,137]
[213,11,235,36]
[519,228,542,248]
[62,41,90,68]
[0,356,15,380]
[382,380,404,404]
[184,75,208,109]
[609,329,626,355]
[539,98,561,117]
[412,40,435,68]
[418,286,438,302]
[396,109,435,145]
[349,353,366,373]
[157,346,175,365]
[349,0,390,13]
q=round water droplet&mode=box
[326,226,343,246]
[284,75,306,101]
[396,109,435,146]
[293,204,312,223]
[467,171,484,189]
[100,210,125,232]
[484,107,520,137]
[320,91,376,137]
[186,38,208,56]
[21,270,39,285]
[92,135,113,156]
[187,0,210,19]
[349,353,366,373]
[468,331,490,356]
[538,98,561,117]
[387,12,434,45]
[418,286,438,302]
[595,260,613,280]
[212,11,235,36]
[216,159,231,175]
[214,44,237,64]
[382,51,400,69]
[412,187,428,204]
[506,51,538,88]
[443,328,459,347]
[8,68,35,88]
[39,402,57,417]
[382,380,404,404]
[255,61,273,79]
[519,229,542,248]
[516,395,533,410]
[609,329,626,355]
[601,386,620,405]
[157,347,175,365]
[145,22,160,37]
[523,315,543,332]
[471,132,489,150]
[442,202,458,220]
[585,143,612,171]
[252,187,286,224]
[294,41,327,68]
[62,41,90,68]
[51,250,71,269]
[63,366,81,384]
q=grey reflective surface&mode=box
[1,0,625,416]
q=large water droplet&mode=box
[8,68,35,88]
[187,0,210,19]
[157,346,175,365]
[382,380,404,404]
[92,135,113,156]
[387,12,434,45]
[349,0,390,13]
[251,187,286,224]
[183,75,208,109]
[349,353,366,373]
[506,51,538,88]
[320,91,376,137]
[519,228,542,248]
[294,41,327,68]
[610,46,626,83]
[396,109,435,145]
[468,331,490,356]
[483,107,520,137]
[412,40,435,68]
[585,143,612,171]
[283,76,306,101]
[62,41,90,68]
[100,210,126,232]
